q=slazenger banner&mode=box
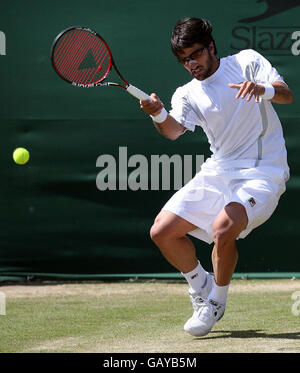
[231,1,300,56]
[0,0,299,277]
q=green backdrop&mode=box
[0,0,299,279]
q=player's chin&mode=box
[191,69,206,80]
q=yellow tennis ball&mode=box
[13,147,30,165]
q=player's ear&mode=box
[208,42,214,52]
[208,41,217,56]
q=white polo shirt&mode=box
[169,49,290,184]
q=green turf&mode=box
[0,280,299,353]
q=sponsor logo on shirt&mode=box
[248,197,256,207]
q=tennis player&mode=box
[140,17,293,337]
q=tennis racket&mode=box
[51,26,152,101]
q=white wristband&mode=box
[261,83,275,100]
[150,107,168,123]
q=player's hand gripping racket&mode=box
[51,26,151,101]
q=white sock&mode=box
[208,282,230,305]
[181,261,208,295]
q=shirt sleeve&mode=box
[169,86,202,132]
[235,49,286,85]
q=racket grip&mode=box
[126,84,152,101]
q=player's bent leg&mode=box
[151,210,216,336]
[212,202,248,285]
[150,210,199,273]
[184,202,248,337]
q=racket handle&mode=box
[126,84,152,101]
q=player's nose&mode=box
[188,59,198,68]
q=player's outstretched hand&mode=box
[228,81,265,103]
[140,93,164,116]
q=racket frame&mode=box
[51,26,152,101]
[51,26,129,89]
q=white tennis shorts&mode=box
[162,165,286,244]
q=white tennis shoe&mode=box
[184,273,225,337]
[184,298,225,337]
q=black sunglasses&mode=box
[177,47,207,64]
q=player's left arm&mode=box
[228,81,293,104]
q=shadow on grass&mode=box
[196,329,300,340]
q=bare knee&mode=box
[213,202,248,247]
[150,210,197,247]
[149,214,184,245]
[213,225,237,248]
[150,220,172,246]
[213,220,244,249]
[149,221,161,243]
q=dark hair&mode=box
[171,17,217,57]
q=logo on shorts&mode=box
[190,274,199,280]
[248,197,256,207]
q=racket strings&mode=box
[52,29,111,85]
[56,31,96,83]
[56,31,91,82]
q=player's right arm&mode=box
[140,93,186,141]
